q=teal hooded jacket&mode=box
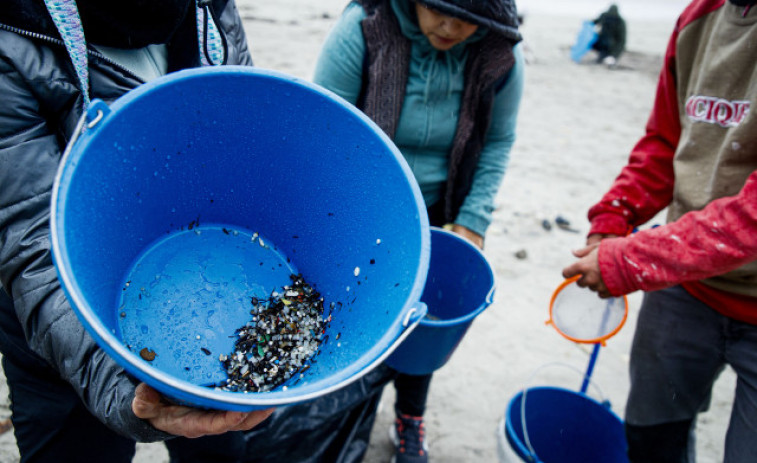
[313,0,524,236]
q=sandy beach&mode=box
[0,1,737,462]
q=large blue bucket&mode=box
[384,227,494,375]
[51,67,430,411]
[502,387,629,462]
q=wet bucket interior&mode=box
[503,387,628,463]
[51,67,430,410]
[385,227,495,375]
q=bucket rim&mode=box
[49,66,432,409]
[418,227,495,328]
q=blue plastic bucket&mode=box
[503,387,628,463]
[51,67,430,411]
[384,227,494,375]
[570,20,599,63]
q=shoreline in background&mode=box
[516,0,689,21]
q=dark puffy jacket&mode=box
[593,5,626,59]
[0,0,252,441]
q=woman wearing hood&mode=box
[313,1,524,461]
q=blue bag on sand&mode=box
[570,20,598,63]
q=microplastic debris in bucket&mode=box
[51,66,431,411]
[117,225,324,392]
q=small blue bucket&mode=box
[503,386,629,463]
[51,67,430,411]
[384,227,494,375]
[570,20,598,63]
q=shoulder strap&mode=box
[196,0,227,66]
[43,0,90,108]
[42,0,226,111]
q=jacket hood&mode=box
[0,0,229,49]
[0,0,60,38]
[75,0,193,48]
[413,0,521,42]
[391,0,487,54]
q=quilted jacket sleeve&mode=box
[0,0,251,440]
[217,0,254,67]
[0,33,173,441]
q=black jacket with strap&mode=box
[0,0,252,441]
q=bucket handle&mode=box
[399,302,427,332]
[485,284,495,307]
[402,305,420,327]
[360,302,427,373]
[61,100,111,162]
[519,362,609,463]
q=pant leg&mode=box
[241,364,395,463]
[625,286,726,462]
[722,317,757,463]
[2,356,136,463]
[164,433,247,463]
[393,373,433,417]
[625,420,693,463]
[390,201,442,419]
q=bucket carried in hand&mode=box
[384,227,495,375]
[51,67,431,411]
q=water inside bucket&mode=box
[117,224,310,388]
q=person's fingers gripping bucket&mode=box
[384,227,495,375]
[51,67,431,411]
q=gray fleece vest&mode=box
[357,0,516,222]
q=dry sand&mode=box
[0,1,737,462]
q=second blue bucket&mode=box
[501,386,629,463]
[384,227,495,375]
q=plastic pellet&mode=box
[217,273,331,393]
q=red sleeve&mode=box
[599,170,757,296]
[587,0,725,237]
[587,32,680,236]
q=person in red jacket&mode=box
[562,0,757,461]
